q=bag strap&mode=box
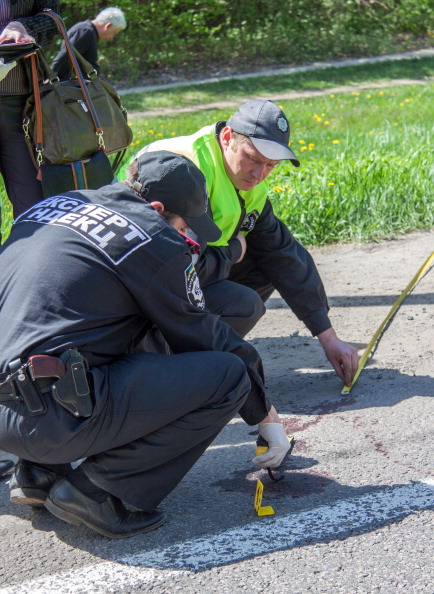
[28,52,44,168]
[39,9,106,150]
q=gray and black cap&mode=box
[227,99,300,166]
[133,151,222,242]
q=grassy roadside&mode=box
[2,57,434,244]
[120,56,434,112]
[119,57,434,246]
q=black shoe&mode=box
[0,460,14,478]
[45,478,166,539]
[0,459,14,479]
[10,460,68,507]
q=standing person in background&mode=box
[0,0,61,234]
[51,7,126,80]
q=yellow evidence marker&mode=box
[254,479,275,516]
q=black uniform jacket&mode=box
[0,184,270,425]
[200,197,331,337]
[234,198,331,336]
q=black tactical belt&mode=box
[0,354,66,405]
[0,350,93,418]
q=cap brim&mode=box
[185,213,222,243]
[250,137,300,167]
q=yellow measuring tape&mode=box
[342,251,434,395]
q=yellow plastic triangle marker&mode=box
[254,479,275,516]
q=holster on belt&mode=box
[8,359,47,416]
[51,349,93,418]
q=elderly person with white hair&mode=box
[51,7,126,79]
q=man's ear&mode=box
[150,201,164,214]
[220,126,232,148]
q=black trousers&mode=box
[139,279,266,356]
[0,94,44,221]
[228,255,275,304]
[202,279,266,337]
[0,351,250,511]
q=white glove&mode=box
[252,422,291,469]
[0,59,17,82]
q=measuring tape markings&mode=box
[341,251,434,395]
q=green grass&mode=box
[121,79,434,246]
[120,57,434,112]
[0,176,11,242]
[268,84,434,244]
[2,58,434,245]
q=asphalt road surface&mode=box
[0,230,433,593]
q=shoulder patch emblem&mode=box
[277,116,288,133]
[185,263,205,310]
[241,210,260,233]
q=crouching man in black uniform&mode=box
[0,152,288,539]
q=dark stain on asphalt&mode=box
[283,416,323,432]
[364,432,389,456]
[288,397,357,417]
[211,466,332,498]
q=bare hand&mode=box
[235,232,246,263]
[0,22,35,44]
[317,327,359,386]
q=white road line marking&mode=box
[127,478,434,571]
[1,479,433,593]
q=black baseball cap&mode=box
[134,151,221,242]
[226,100,300,166]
